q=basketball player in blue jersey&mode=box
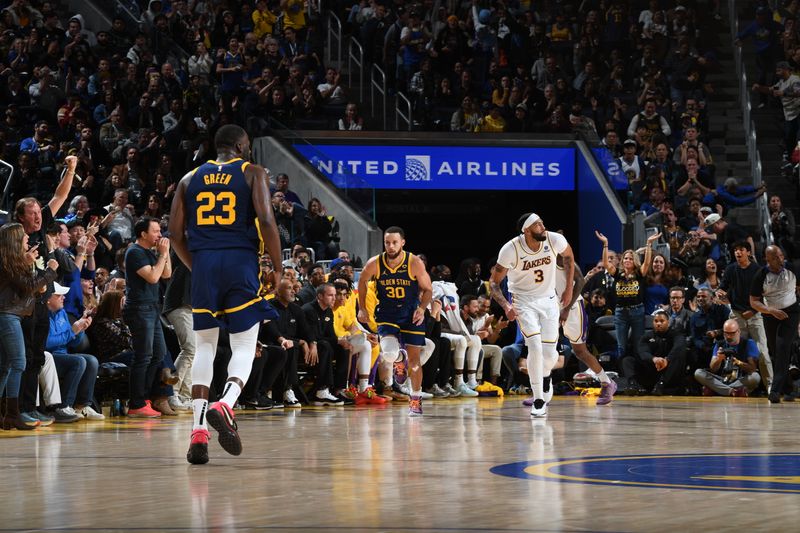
[357,227,432,416]
[169,124,283,464]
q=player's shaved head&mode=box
[214,124,247,152]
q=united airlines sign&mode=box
[292,144,575,190]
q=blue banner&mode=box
[293,144,575,190]
[591,146,628,190]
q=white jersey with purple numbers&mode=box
[497,231,569,298]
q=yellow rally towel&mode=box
[475,382,504,397]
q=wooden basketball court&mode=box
[1,395,799,531]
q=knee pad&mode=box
[192,327,219,387]
[380,336,401,363]
[228,323,259,382]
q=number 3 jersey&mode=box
[497,231,568,299]
[186,157,261,253]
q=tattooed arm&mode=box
[490,264,516,321]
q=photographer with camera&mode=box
[694,319,760,397]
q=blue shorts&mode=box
[376,314,426,347]
[191,249,277,333]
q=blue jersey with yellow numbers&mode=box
[185,158,261,253]
[374,251,419,321]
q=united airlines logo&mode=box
[404,155,430,181]
[491,453,800,494]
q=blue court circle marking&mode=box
[490,453,800,494]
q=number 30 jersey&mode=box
[497,231,568,298]
[186,158,261,253]
[374,251,420,321]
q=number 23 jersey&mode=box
[497,231,568,298]
[186,158,260,253]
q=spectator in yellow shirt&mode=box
[477,104,506,132]
[332,280,385,404]
[253,0,278,38]
[281,0,306,32]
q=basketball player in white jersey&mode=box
[554,256,617,405]
[491,213,574,417]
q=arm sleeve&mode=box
[749,268,767,298]
[125,247,151,280]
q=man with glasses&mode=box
[667,286,693,336]
[693,319,760,397]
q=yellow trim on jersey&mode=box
[520,328,540,338]
[542,338,559,344]
[255,217,265,256]
[376,321,400,328]
[241,161,250,172]
[208,158,242,165]
[408,253,417,280]
[193,295,264,317]
[400,329,425,335]
[511,239,521,269]
[381,251,407,274]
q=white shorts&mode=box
[512,293,559,343]
[562,298,588,345]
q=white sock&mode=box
[455,373,464,387]
[597,370,611,384]
[220,381,242,409]
[358,378,369,392]
[192,399,208,431]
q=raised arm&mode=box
[640,231,661,276]
[48,155,78,215]
[595,230,613,274]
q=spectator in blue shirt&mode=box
[705,177,767,215]
[45,283,104,421]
